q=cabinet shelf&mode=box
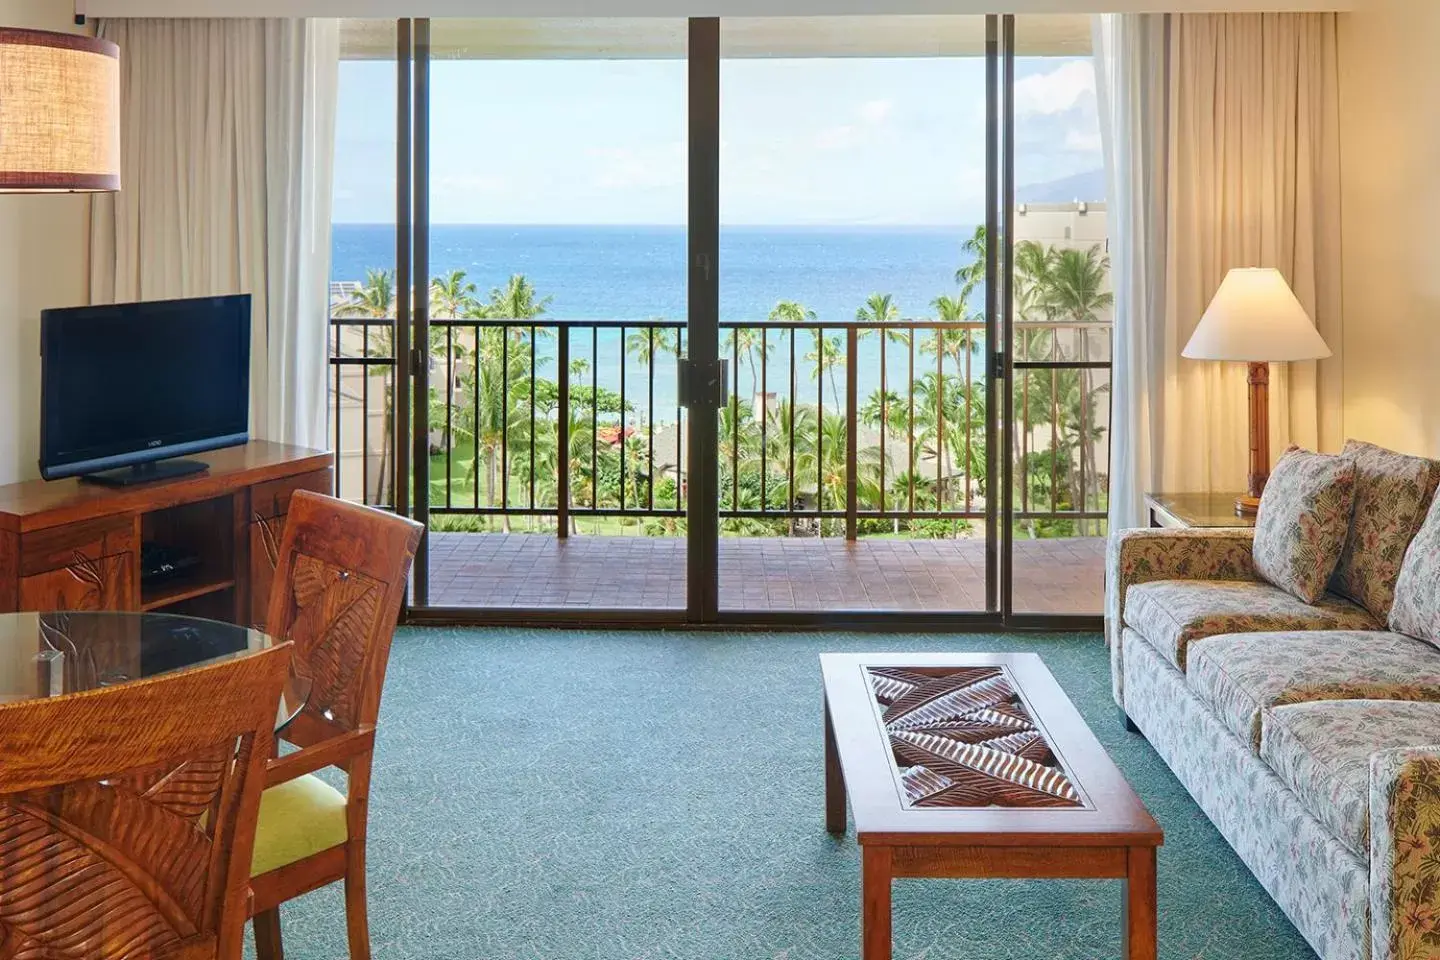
[141,574,236,611]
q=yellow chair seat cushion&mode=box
[251,774,348,878]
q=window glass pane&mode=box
[1009,17,1109,616]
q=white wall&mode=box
[1336,0,1440,456]
[0,1,92,485]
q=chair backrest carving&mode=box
[264,491,422,733]
[0,643,292,959]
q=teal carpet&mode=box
[262,628,1317,959]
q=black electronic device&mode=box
[39,295,251,485]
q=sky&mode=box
[332,55,1102,227]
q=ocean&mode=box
[332,223,983,324]
[331,223,987,413]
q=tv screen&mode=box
[40,295,251,481]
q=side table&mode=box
[1144,492,1257,529]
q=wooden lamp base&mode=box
[1237,361,1269,517]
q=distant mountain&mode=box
[1016,168,1107,205]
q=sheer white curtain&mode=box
[1098,12,1343,529]
[1095,13,1168,530]
[89,18,340,449]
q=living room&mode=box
[0,0,1437,959]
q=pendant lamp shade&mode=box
[0,28,120,192]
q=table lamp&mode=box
[1182,267,1331,516]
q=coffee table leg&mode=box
[824,697,846,834]
[861,846,892,960]
[1123,846,1157,960]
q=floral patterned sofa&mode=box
[1108,441,1440,960]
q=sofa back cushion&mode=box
[1252,446,1356,603]
[1390,492,1440,645]
[1329,440,1440,620]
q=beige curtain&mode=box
[89,18,338,448]
[1158,13,1344,496]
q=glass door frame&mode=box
[397,16,696,626]
[390,14,1101,631]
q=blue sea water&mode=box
[332,223,982,324]
[331,223,987,415]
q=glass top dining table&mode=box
[0,611,310,731]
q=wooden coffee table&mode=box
[821,652,1163,960]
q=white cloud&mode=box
[1014,61,1096,117]
[584,142,685,189]
[814,98,894,152]
[435,173,508,193]
[1064,128,1103,153]
[814,124,858,151]
[859,99,894,125]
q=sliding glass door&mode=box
[713,16,999,617]
[1005,16,1110,620]
[327,14,1108,627]
[407,18,694,618]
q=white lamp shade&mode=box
[1183,267,1331,362]
[0,28,120,193]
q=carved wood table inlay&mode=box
[822,652,1163,960]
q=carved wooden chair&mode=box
[0,642,292,960]
[247,490,422,960]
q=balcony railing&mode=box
[328,316,1111,538]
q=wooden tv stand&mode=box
[0,442,333,630]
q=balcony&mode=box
[328,314,1110,615]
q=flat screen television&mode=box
[40,295,251,486]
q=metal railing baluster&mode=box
[322,316,1112,534]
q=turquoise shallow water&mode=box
[259,628,1316,960]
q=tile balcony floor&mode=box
[425,533,1104,614]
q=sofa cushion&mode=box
[1329,440,1440,620]
[1124,579,1379,671]
[1260,700,1440,859]
[1253,446,1357,604]
[1188,630,1440,750]
[1391,491,1440,648]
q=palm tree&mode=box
[428,271,482,432]
[1013,241,1056,323]
[454,327,534,532]
[724,325,772,402]
[861,388,907,434]
[487,274,553,320]
[334,268,397,506]
[1043,245,1113,325]
[1037,244,1112,533]
[718,398,761,511]
[430,269,479,319]
[855,293,909,346]
[335,267,396,321]
[625,323,680,368]
[926,294,980,372]
[954,224,987,308]
[804,333,844,410]
[769,300,816,326]
[911,370,988,511]
[789,411,885,534]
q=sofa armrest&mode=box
[1107,527,1257,708]
[1371,748,1440,960]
